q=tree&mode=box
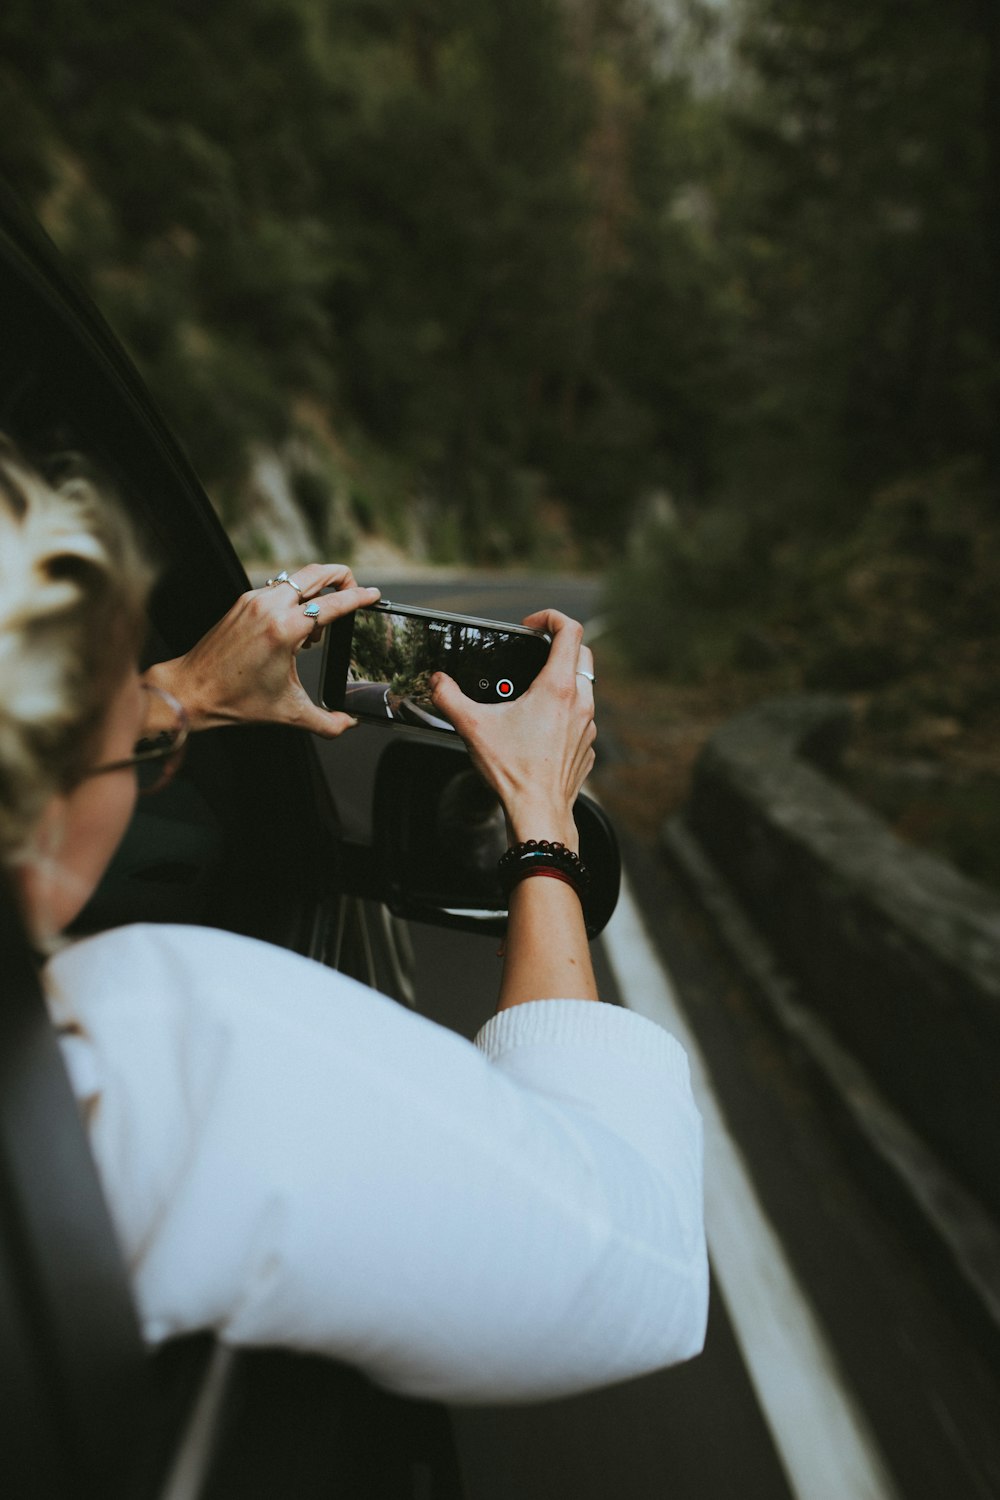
[0,0,732,557]
[727,0,998,513]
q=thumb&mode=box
[429,671,469,729]
[297,701,360,739]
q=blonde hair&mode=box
[0,437,153,867]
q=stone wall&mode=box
[684,696,1000,1223]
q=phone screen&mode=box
[323,606,550,733]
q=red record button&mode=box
[496,679,514,698]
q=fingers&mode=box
[306,583,381,628]
[521,609,585,684]
[258,564,379,611]
[292,582,380,653]
[521,608,564,632]
[520,612,595,729]
[252,566,380,649]
[575,643,595,698]
[283,562,359,596]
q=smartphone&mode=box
[321,599,551,734]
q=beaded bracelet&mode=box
[497,839,592,902]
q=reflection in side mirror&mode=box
[435,768,508,875]
[372,739,620,939]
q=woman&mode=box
[0,437,707,1402]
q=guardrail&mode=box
[675,696,1000,1227]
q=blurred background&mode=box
[2,0,998,884]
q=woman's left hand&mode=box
[144,564,380,738]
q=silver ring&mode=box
[576,669,596,684]
[266,570,304,599]
[303,602,321,620]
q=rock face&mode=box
[226,440,368,568]
[684,695,1000,1222]
[228,446,319,565]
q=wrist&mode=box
[143,658,213,731]
[504,807,579,854]
[498,839,593,932]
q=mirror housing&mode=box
[371,738,620,939]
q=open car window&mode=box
[0,186,343,955]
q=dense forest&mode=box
[1,0,998,700]
[1,0,725,565]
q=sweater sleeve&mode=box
[46,923,707,1404]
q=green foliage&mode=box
[792,465,1000,689]
[0,0,730,559]
[606,496,787,678]
[607,0,1000,701]
[4,0,995,640]
[725,0,999,502]
[610,461,1000,698]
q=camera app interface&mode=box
[345,610,547,733]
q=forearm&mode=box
[497,875,599,1011]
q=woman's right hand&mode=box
[429,610,597,852]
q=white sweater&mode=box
[46,922,707,1404]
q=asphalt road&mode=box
[309,573,1000,1500]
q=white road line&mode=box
[158,1343,235,1500]
[601,867,901,1500]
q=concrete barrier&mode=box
[682,696,1000,1225]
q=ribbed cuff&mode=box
[474,999,691,1087]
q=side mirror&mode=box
[371,738,620,939]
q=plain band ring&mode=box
[303,602,321,620]
[576,669,597,684]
